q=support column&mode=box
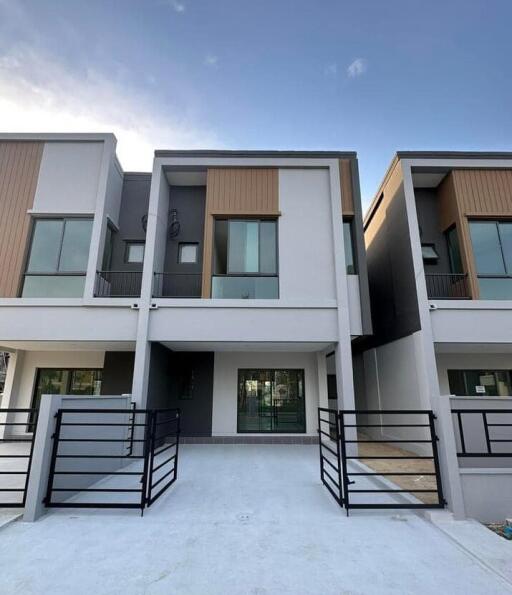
[316,352,329,410]
[131,334,151,409]
[0,350,25,440]
[431,394,466,519]
[327,160,356,413]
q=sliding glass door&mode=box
[237,369,305,433]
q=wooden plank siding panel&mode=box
[201,167,279,298]
[0,142,43,297]
[452,169,512,217]
[339,159,355,216]
[438,169,512,299]
[437,172,478,298]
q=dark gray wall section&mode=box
[100,352,135,395]
[364,184,421,347]
[414,189,451,274]
[109,174,151,272]
[147,343,214,437]
[162,186,206,297]
[350,159,372,336]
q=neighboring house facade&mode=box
[0,134,371,441]
[359,152,512,521]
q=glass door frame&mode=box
[236,368,306,434]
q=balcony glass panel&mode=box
[21,275,86,298]
[478,277,512,300]
[211,276,278,299]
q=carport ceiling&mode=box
[0,341,136,352]
[160,341,332,352]
[435,342,512,354]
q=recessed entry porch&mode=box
[0,340,136,415]
[145,341,342,441]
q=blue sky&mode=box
[1,0,511,209]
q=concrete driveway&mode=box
[0,444,510,595]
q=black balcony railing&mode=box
[94,271,142,297]
[425,273,470,300]
[452,408,512,457]
[153,272,202,298]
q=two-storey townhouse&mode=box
[360,152,512,521]
[0,136,372,444]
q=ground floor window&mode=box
[30,368,102,417]
[237,369,305,433]
[448,369,512,397]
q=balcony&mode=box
[153,273,202,298]
[94,271,142,297]
[425,273,470,300]
[211,275,279,299]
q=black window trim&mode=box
[469,219,512,279]
[236,367,306,434]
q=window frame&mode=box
[448,368,512,397]
[445,225,463,274]
[421,243,439,264]
[211,218,279,299]
[124,241,146,264]
[178,242,199,265]
[223,218,279,277]
[21,216,93,297]
[343,218,358,274]
[236,368,306,434]
[28,367,103,431]
[470,220,512,279]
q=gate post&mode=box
[23,395,64,522]
[430,395,465,519]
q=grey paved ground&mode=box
[0,444,510,594]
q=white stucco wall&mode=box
[363,332,432,412]
[459,470,512,523]
[32,142,104,213]
[211,352,319,436]
[437,353,512,396]
[429,306,512,344]
[103,158,124,228]
[278,169,337,301]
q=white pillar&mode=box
[431,394,466,519]
[0,350,25,440]
[316,352,329,410]
[326,160,356,413]
[23,394,63,522]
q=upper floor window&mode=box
[125,241,145,264]
[212,219,278,298]
[178,243,198,264]
[22,218,93,297]
[469,221,512,299]
[343,220,357,274]
[446,226,463,274]
[448,369,512,397]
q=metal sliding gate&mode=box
[318,408,445,514]
[45,407,180,514]
[0,408,39,507]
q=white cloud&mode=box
[347,58,367,78]
[0,44,222,171]
[204,54,218,68]
[324,63,337,77]
[161,0,185,13]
